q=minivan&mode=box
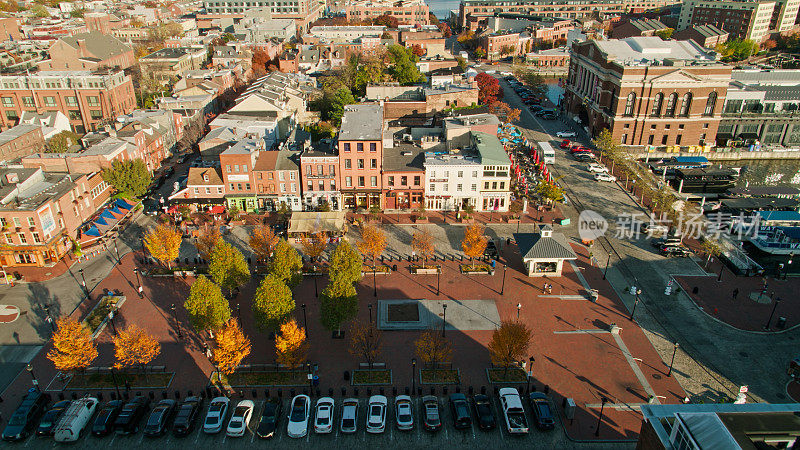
[2,389,47,441]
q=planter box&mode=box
[460,264,494,275]
[419,368,460,385]
[410,266,441,275]
[486,367,528,384]
[414,217,429,223]
[83,296,126,340]
[351,369,393,386]
[507,218,521,224]
[460,218,475,224]
[362,266,391,275]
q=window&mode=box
[458,171,463,177]
[307,181,313,190]
[665,93,678,117]
[492,182,498,189]
[27,217,34,227]
[90,110,102,119]
[499,182,505,189]
[234,164,239,173]
[217,187,223,194]
[471,184,477,191]
[388,176,394,186]
[457,184,462,191]
[651,93,663,116]
[345,176,352,187]
[1,97,13,107]
[472,171,478,177]
[344,143,351,152]
[484,182,489,189]
[621,134,627,144]
[32,232,41,243]
[413,176,420,185]
[345,159,352,169]
[87,96,99,106]
[65,96,77,107]
[280,183,286,192]
[661,135,668,145]
[12,217,20,227]
[68,110,81,120]
[17,233,26,244]
[245,183,250,190]
[4,233,11,244]
[357,143,364,152]
[370,176,377,187]
[22,96,33,107]
[704,92,717,116]
[725,99,743,114]
[370,159,377,169]
[205,187,210,194]
[242,165,248,173]
[679,93,692,117]
[369,142,376,152]
[226,165,231,173]
[5,111,17,121]
[430,183,435,192]
[358,159,364,169]
[624,92,636,116]
[43,96,56,107]
[317,181,324,191]
[676,134,682,145]
[237,183,242,190]
[291,184,296,192]
[648,135,654,145]
[330,181,336,190]
[279,172,285,181]
[401,176,407,186]
[358,176,365,187]
[329,165,335,175]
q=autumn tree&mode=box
[358,224,386,270]
[476,72,501,104]
[113,325,161,372]
[102,159,152,198]
[414,329,453,380]
[372,13,399,28]
[320,241,362,333]
[252,274,295,331]
[411,229,434,268]
[299,227,328,263]
[411,43,425,57]
[488,320,533,375]
[268,239,302,287]
[195,223,221,260]
[461,224,488,269]
[275,319,308,369]
[47,317,98,374]
[700,236,721,268]
[208,240,251,294]
[184,275,231,331]
[536,180,565,205]
[251,48,271,77]
[348,322,383,369]
[144,223,182,269]
[249,224,279,261]
[212,319,251,381]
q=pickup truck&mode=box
[499,388,528,434]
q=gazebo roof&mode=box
[288,211,347,234]
[514,228,578,260]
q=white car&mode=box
[226,400,254,437]
[287,395,310,438]
[313,397,335,434]
[394,396,414,431]
[366,395,387,434]
[587,163,609,173]
[340,398,358,434]
[594,172,617,182]
[203,397,230,434]
[556,131,577,138]
[499,388,529,434]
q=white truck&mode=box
[499,388,529,434]
[53,397,99,443]
[537,142,555,165]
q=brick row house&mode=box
[337,104,385,210]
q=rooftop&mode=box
[592,37,718,65]
[732,69,800,87]
[472,131,509,165]
[58,31,131,60]
[0,125,40,145]
[442,113,501,129]
[623,18,668,32]
[221,138,261,155]
[514,226,578,260]
[339,104,384,141]
[382,144,425,172]
[141,47,204,60]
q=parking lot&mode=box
[10,393,635,449]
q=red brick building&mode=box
[345,0,431,27]
[338,104,384,210]
[38,31,134,71]
[382,144,424,210]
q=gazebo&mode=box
[513,225,578,277]
[287,211,348,242]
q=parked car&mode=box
[114,397,150,435]
[2,389,47,441]
[226,400,254,437]
[311,397,333,434]
[255,398,281,439]
[54,397,99,443]
[287,395,310,438]
[594,173,617,182]
[570,146,591,154]
[472,395,496,430]
[340,398,358,434]
[528,393,555,431]
[530,105,544,113]
[366,395,387,434]
[660,245,690,257]
[586,163,608,173]
[560,139,571,149]
[203,397,230,434]
[575,153,596,162]
[556,131,577,138]
[172,397,203,437]
[499,388,528,434]
[394,396,414,431]
[92,400,123,437]
[449,394,472,429]
[143,399,176,437]
[422,396,441,432]
[484,240,499,259]
[641,222,670,236]
[651,236,681,248]
[37,400,71,437]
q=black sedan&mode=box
[36,400,71,437]
[173,397,203,437]
[143,399,176,437]
[92,400,124,436]
[528,393,555,431]
[255,398,282,439]
[449,394,472,429]
[114,397,150,435]
[472,395,496,430]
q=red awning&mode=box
[166,205,178,214]
[209,205,226,214]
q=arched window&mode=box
[664,92,678,117]
[680,93,692,117]
[651,93,664,116]
[624,92,636,116]
[704,91,717,116]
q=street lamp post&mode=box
[373,264,377,297]
[133,268,143,298]
[667,342,679,377]
[26,364,38,390]
[313,272,318,298]
[595,396,608,437]
[630,289,642,321]
[603,254,611,280]
[517,302,522,321]
[79,268,88,297]
[236,302,241,320]
[411,358,416,395]
[114,239,120,265]
[368,303,373,327]
[442,303,447,337]
[764,297,782,330]
[170,303,181,339]
[436,267,440,296]
[306,362,312,391]
[526,356,534,393]
[786,254,794,280]
[301,304,308,338]
[43,304,55,332]
[500,264,507,295]
[717,262,724,282]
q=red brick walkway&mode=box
[2,238,683,442]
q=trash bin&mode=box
[313,375,320,387]
[392,264,397,272]
[491,260,496,268]
[588,289,599,303]
[343,370,350,381]
[564,398,576,419]
[777,317,787,329]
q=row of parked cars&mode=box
[3,388,556,442]
[504,76,558,120]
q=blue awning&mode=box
[94,216,107,226]
[84,226,101,237]
[114,198,133,210]
[109,206,123,215]
[100,210,115,221]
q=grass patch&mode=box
[352,370,392,385]
[487,367,527,383]
[68,372,173,389]
[460,264,492,273]
[83,296,121,334]
[420,369,460,384]
[218,371,308,387]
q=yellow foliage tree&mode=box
[47,317,98,374]
[358,224,386,270]
[461,224,487,269]
[414,329,452,380]
[275,319,308,369]
[249,224,279,261]
[411,229,434,268]
[112,324,161,371]
[487,320,533,375]
[144,223,182,269]
[212,319,251,380]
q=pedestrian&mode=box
[732,288,739,301]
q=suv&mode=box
[92,400,123,437]
[114,397,150,435]
[2,389,47,441]
[37,400,71,437]
[449,394,472,429]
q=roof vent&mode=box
[6,173,18,184]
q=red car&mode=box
[570,146,591,154]
[560,139,571,149]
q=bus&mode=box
[537,142,555,165]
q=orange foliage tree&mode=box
[414,329,452,380]
[112,324,161,372]
[358,224,386,270]
[249,224,279,261]
[348,321,383,369]
[275,319,309,369]
[212,319,252,380]
[299,227,328,263]
[487,320,533,375]
[195,223,221,260]
[461,224,488,269]
[411,229,434,268]
[47,317,98,374]
[144,223,182,269]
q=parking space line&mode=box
[493,396,506,442]
[193,430,200,444]
[108,433,116,447]
[222,432,227,444]
[138,431,145,444]
[23,434,31,447]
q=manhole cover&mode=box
[45,272,52,276]
[776,393,786,399]
[447,280,455,284]
[652,374,662,380]
[739,351,749,358]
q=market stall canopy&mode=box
[288,211,347,235]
